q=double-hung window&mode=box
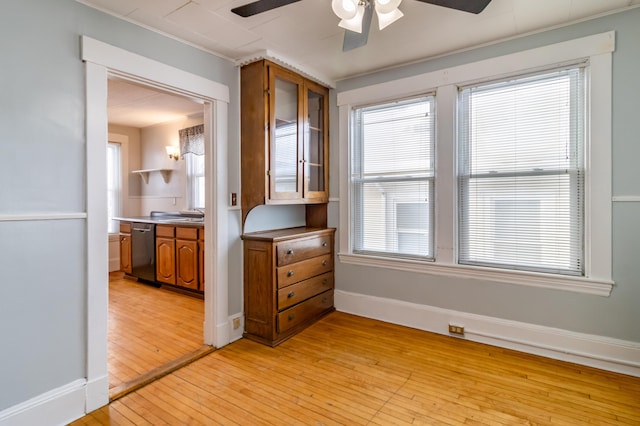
[339,32,614,294]
[350,96,435,259]
[457,67,586,276]
[107,142,121,234]
[186,153,205,210]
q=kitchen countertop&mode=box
[114,216,204,227]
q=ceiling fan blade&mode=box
[343,6,374,52]
[414,0,492,14]
[231,0,301,17]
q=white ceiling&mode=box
[84,0,638,85]
[94,0,639,127]
[108,77,203,127]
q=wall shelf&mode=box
[132,168,173,184]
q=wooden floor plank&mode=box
[108,273,204,392]
[71,312,640,426]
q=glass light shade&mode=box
[338,4,366,33]
[332,0,359,20]
[166,145,179,159]
[376,7,403,30]
[374,0,401,14]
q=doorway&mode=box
[83,35,230,412]
[106,78,209,398]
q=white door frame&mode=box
[82,36,230,411]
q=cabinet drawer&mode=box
[156,225,175,238]
[119,222,131,234]
[176,226,198,240]
[277,236,332,266]
[277,272,334,311]
[278,290,333,333]
[277,254,333,288]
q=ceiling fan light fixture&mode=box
[374,0,401,14]
[376,7,403,30]
[338,4,366,33]
[332,0,359,20]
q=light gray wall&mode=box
[332,8,640,343]
[0,0,240,411]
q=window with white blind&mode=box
[338,32,614,295]
[351,96,435,259]
[458,67,586,276]
[107,142,121,234]
[186,153,205,210]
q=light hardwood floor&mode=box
[74,311,639,425]
[108,273,206,398]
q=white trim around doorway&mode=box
[81,36,230,413]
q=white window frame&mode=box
[337,32,615,296]
[186,152,206,210]
[106,141,122,234]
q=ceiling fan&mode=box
[231,0,492,51]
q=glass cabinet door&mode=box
[270,68,303,199]
[304,82,328,201]
[305,88,324,193]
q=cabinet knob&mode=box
[287,270,294,277]
[322,241,327,247]
[322,260,327,266]
[287,249,294,255]
[287,291,295,298]
[322,279,328,285]
[288,313,295,321]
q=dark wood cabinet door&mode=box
[119,235,132,274]
[156,237,175,285]
[176,239,198,290]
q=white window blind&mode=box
[351,96,435,259]
[457,67,586,275]
[107,142,121,234]
[186,153,205,210]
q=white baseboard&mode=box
[0,380,86,426]
[335,290,640,378]
[84,374,109,413]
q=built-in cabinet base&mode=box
[242,227,336,347]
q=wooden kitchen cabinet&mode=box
[176,227,199,291]
[198,227,205,288]
[119,222,132,274]
[242,227,335,346]
[240,60,330,227]
[155,225,176,285]
[155,224,203,293]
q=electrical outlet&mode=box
[232,317,241,330]
[448,324,465,336]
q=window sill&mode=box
[337,253,613,297]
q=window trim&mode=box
[337,31,615,296]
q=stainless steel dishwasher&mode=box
[131,222,157,284]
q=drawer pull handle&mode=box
[288,313,295,321]
[287,249,294,255]
[322,297,327,303]
[322,241,327,247]
[287,270,294,277]
[322,279,328,285]
[287,291,295,298]
[322,260,327,266]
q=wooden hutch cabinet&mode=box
[241,60,333,345]
[240,59,330,226]
[242,227,335,346]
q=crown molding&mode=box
[236,50,335,88]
